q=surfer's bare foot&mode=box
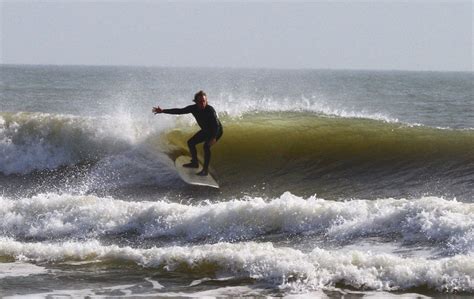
[183,162,199,168]
[197,169,208,176]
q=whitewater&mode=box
[0,65,473,298]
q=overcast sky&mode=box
[1,1,472,71]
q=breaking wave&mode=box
[1,111,473,198]
[0,238,472,293]
[1,192,472,255]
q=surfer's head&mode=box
[194,90,208,109]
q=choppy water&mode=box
[0,65,473,298]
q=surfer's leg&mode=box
[202,141,211,173]
[196,144,210,176]
[185,131,206,168]
[197,129,222,175]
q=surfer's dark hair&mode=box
[194,90,207,102]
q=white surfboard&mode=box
[175,155,219,189]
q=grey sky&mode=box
[1,1,472,71]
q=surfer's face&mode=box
[196,95,207,110]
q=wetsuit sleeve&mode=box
[162,105,194,115]
[209,107,220,139]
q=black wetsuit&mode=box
[163,104,223,170]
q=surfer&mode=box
[152,91,223,176]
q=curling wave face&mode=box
[1,111,473,199]
[167,112,474,199]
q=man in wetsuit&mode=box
[152,90,223,176]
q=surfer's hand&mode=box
[152,106,163,114]
[209,138,217,146]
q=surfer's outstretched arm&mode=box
[153,105,194,115]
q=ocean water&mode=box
[0,65,473,298]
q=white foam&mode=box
[4,283,136,299]
[145,277,164,289]
[189,276,233,287]
[151,286,268,297]
[0,239,472,293]
[5,285,264,298]
[0,110,178,175]
[1,193,472,254]
[0,262,47,279]
[0,112,136,175]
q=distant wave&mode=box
[0,238,472,293]
[1,192,472,255]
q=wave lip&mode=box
[217,94,399,123]
[1,193,472,254]
[0,238,472,293]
